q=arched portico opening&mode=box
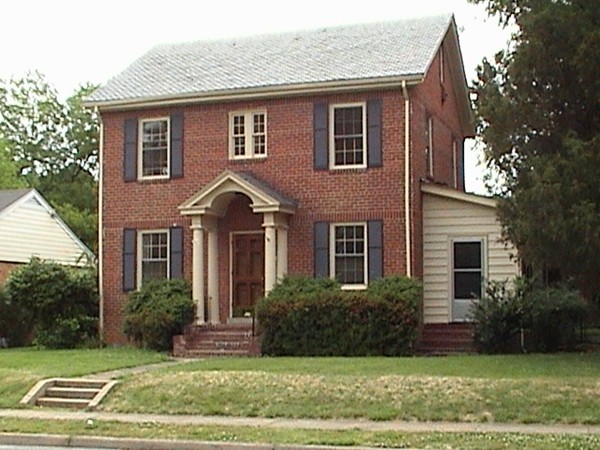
[179,170,296,324]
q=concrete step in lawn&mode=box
[21,378,117,409]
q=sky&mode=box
[0,0,512,194]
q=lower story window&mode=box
[453,240,483,300]
[331,223,366,286]
[139,230,169,285]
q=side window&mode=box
[229,111,267,159]
[330,103,367,169]
[138,230,169,286]
[425,115,434,177]
[139,118,170,179]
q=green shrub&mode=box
[4,258,98,349]
[367,275,422,307]
[525,286,588,352]
[0,285,34,347]
[123,279,194,351]
[256,275,420,356]
[471,279,528,353]
[472,279,589,353]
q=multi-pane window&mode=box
[230,111,267,159]
[332,224,367,286]
[331,104,366,168]
[140,119,169,178]
[453,241,483,300]
[139,231,169,285]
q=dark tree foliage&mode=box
[470,0,600,300]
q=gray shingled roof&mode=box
[87,14,452,104]
[0,189,32,213]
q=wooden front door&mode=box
[232,233,264,317]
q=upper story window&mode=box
[229,111,267,159]
[139,118,170,179]
[331,223,367,288]
[425,115,434,177]
[138,230,169,286]
[330,103,367,169]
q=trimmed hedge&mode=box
[256,275,420,356]
[123,279,195,351]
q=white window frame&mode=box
[425,116,434,177]
[329,102,367,170]
[452,139,458,189]
[330,222,368,290]
[137,229,170,288]
[228,110,267,160]
[450,237,486,317]
[138,117,170,180]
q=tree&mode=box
[0,73,99,252]
[0,139,26,189]
[470,0,600,300]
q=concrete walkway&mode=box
[1,408,600,436]
[85,359,196,380]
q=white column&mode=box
[191,220,205,324]
[276,225,288,282]
[263,213,277,294]
[206,217,220,324]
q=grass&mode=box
[0,347,169,408]
[99,354,600,424]
[1,418,599,450]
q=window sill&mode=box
[229,157,268,164]
[136,177,172,185]
[341,284,367,291]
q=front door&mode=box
[232,232,264,317]
[452,239,483,322]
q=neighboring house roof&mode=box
[0,188,94,266]
[85,14,461,108]
[0,189,31,213]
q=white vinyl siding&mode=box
[422,190,520,324]
[0,197,89,266]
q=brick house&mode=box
[86,14,519,352]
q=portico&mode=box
[179,170,297,324]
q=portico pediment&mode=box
[179,170,297,217]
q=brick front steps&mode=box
[173,323,260,358]
[21,378,117,409]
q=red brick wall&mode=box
[100,66,467,343]
[409,38,469,279]
[0,261,21,285]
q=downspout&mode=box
[97,111,104,338]
[402,81,412,277]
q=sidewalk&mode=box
[1,408,600,435]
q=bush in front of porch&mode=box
[256,275,420,356]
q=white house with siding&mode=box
[421,183,520,324]
[0,189,93,283]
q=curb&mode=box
[0,433,424,450]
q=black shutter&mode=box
[123,228,136,291]
[170,113,184,178]
[313,103,328,170]
[367,99,382,167]
[170,226,183,279]
[368,220,383,282]
[314,221,329,278]
[123,118,138,182]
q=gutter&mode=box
[97,113,104,338]
[402,80,412,278]
[83,75,424,112]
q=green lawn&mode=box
[0,347,169,408]
[100,354,600,424]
